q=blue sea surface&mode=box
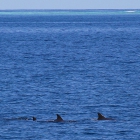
[0,10,140,139]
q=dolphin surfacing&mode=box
[97,113,114,120]
[54,114,64,122]
[52,114,76,123]
[32,117,37,121]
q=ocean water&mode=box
[0,10,140,139]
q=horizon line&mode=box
[0,8,140,11]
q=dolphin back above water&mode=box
[97,113,114,120]
[54,114,64,122]
[48,114,76,123]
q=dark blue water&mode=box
[0,10,140,139]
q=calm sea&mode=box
[0,10,140,140]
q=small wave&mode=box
[125,10,135,13]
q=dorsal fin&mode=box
[32,117,37,121]
[98,113,106,120]
[56,114,63,122]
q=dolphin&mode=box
[41,114,76,123]
[97,113,114,120]
[54,114,64,122]
[5,116,36,121]
[32,117,37,121]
